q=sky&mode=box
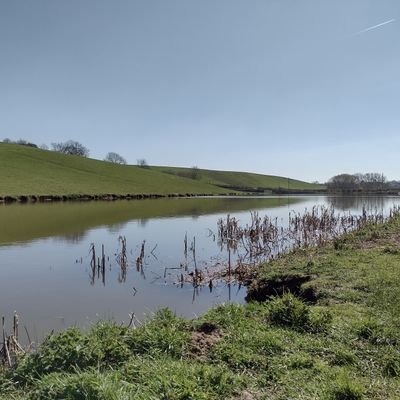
[0,0,399,183]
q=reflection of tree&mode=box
[60,232,88,244]
[328,196,387,212]
[107,223,128,234]
[139,219,149,227]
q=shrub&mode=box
[268,293,310,330]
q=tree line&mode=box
[327,173,389,192]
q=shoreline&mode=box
[1,213,400,398]
[0,191,328,204]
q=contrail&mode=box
[355,18,396,35]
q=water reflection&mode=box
[1,195,399,340]
[107,223,128,234]
[0,197,303,246]
[59,232,88,244]
[327,195,389,211]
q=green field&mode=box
[0,144,228,196]
[0,143,321,197]
[1,214,399,399]
[154,165,324,192]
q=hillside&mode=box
[155,166,323,192]
[0,144,229,196]
[0,144,322,197]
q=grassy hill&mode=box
[0,144,230,196]
[154,166,323,192]
[0,143,322,197]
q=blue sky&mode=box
[1,0,399,182]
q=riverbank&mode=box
[1,216,399,399]
[0,143,322,199]
[0,192,224,204]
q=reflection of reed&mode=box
[89,243,106,285]
[87,237,150,285]
[136,241,146,278]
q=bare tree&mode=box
[51,140,89,157]
[137,159,149,168]
[327,174,360,192]
[328,172,387,193]
[40,144,49,150]
[104,152,127,165]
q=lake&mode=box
[0,195,399,342]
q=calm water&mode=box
[0,195,399,341]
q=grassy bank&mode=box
[0,143,321,197]
[0,144,228,197]
[154,166,324,193]
[1,217,400,399]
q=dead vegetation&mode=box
[180,205,400,290]
[0,313,26,368]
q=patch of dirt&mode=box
[190,322,222,360]
[231,391,258,400]
[245,273,318,303]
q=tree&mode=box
[2,138,38,147]
[16,139,38,148]
[328,172,388,193]
[104,152,127,165]
[51,140,89,157]
[137,159,149,168]
[327,174,360,192]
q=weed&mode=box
[326,371,364,400]
[381,348,400,377]
[125,309,190,358]
[357,319,397,345]
[288,353,314,369]
[15,327,98,382]
[267,293,332,333]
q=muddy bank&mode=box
[0,192,236,204]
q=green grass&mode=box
[0,143,229,196]
[0,143,321,197]
[2,214,400,399]
[154,165,324,192]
